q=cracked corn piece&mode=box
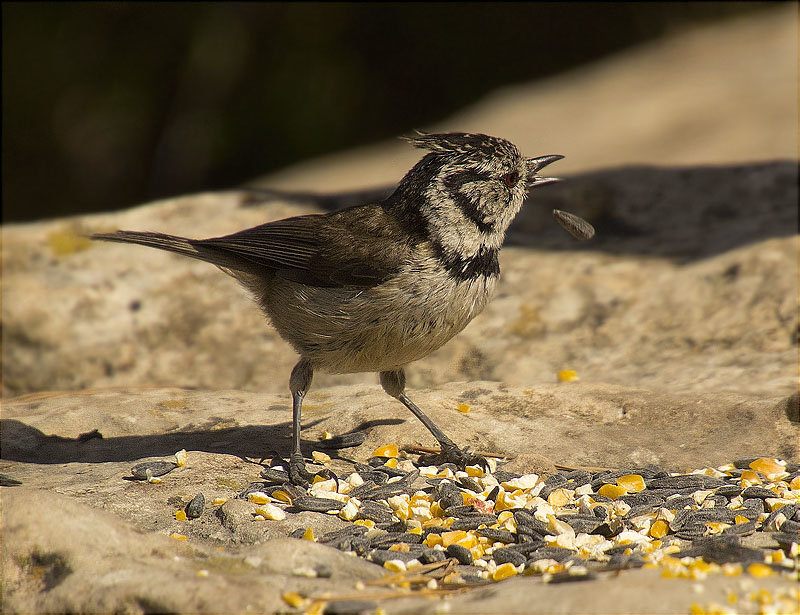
[372,444,399,458]
[492,562,520,581]
[254,503,286,521]
[617,474,646,492]
[598,484,627,499]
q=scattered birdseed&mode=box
[137,451,800,590]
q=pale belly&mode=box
[259,267,497,373]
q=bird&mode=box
[92,131,578,484]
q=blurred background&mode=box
[1,2,782,223]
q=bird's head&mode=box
[397,131,562,251]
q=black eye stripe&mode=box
[442,171,496,234]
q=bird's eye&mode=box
[503,172,519,188]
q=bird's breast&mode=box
[260,257,497,374]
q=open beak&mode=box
[526,154,564,188]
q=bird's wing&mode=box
[192,206,412,288]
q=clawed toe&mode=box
[420,443,488,471]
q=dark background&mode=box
[2,2,767,222]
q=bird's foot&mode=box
[420,443,489,471]
[287,453,338,487]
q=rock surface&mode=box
[2,384,797,613]
[2,6,798,614]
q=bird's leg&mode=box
[380,369,487,469]
[288,358,315,485]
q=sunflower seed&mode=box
[446,544,473,565]
[552,209,595,240]
[292,496,345,512]
[130,461,178,480]
[185,493,204,519]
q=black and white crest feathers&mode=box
[401,131,521,165]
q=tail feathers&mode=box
[91,230,202,260]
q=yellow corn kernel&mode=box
[497,510,514,524]
[721,563,743,576]
[281,591,308,609]
[211,498,228,506]
[456,534,478,549]
[734,515,750,524]
[175,510,187,522]
[407,525,422,535]
[617,474,646,493]
[441,530,468,547]
[425,533,442,548]
[598,484,627,499]
[493,491,510,511]
[311,451,331,464]
[174,449,188,467]
[302,527,315,541]
[383,457,399,469]
[705,522,730,534]
[649,519,669,538]
[457,403,471,413]
[465,465,484,477]
[170,533,187,541]
[354,519,374,528]
[383,560,406,572]
[430,501,445,518]
[548,488,572,507]
[557,369,579,382]
[254,503,286,521]
[769,550,785,564]
[372,444,399,458]
[749,457,784,478]
[739,470,761,484]
[790,475,800,490]
[389,542,410,552]
[492,562,519,581]
[247,492,270,505]
[746,563,773,578]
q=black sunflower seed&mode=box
[449,516,497,531]
[446,544,473,565]
[369,549,418,565]
[185,493,205,519]
[722,520,757,536]
[741,486,777,500]
[437,482,463,510]
[357,500,395,523]
[492,547,527,567]
[715,484,743,498]
[419,548,447,564]
[526,546,575,563]
[677,535,763,564]
[475,528,516,544]
[592,518,624,538]
[292,496,345,512]
[130,461,178,480]
[319,525,369,543]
